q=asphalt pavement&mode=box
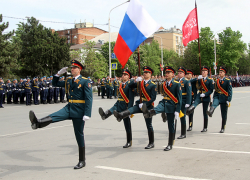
[1,87,250,180]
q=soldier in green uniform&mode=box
[101,77,106,99]
[99,69,134,148]
[176,67,192,139]
[186,69,197,131]
[207,66,232,133]
[28,60,93,169]
[113,66,157,149]
[186,66,214,132]
[142,66,182,151]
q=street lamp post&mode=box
[214,28,229,75]
[109,0,130,78]
[154,35,163,76]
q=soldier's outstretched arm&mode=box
[227,80,233,102]
[205,79,214,96]
[128,85,135,108]
[185,80,192,105]
[145,84,157,107]
[52,75,65,87]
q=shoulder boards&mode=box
[151,81,156,85]
[128,81,130,84]
[185,78,188,80]
[174,80,179,83]
[225,78,230,80]
[66,77,72,79]
[82,77,88,79]
[208,78,213,80]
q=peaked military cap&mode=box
[201,66,209,71]
[219,66,227,74]
[178,67,187,74]
[71,59,85,70]
[143,66,154,74]
[164,66,176,73]
[122,69,132,79]
[186,69,194,75]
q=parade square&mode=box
[0,88,250,180]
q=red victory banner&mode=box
[182,7,199,46]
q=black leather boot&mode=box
[164,133,174,151]
[220,119,226,133]
[29,110,52,130]
[161,113,167,122]
[177,124,186,139]
[187,114,193,131]
[113,110,131,122]
[74,147,86,169]
[123,132,132,148]
[99,108,112,120]
[201,118,208,132]
[141,103,156,118]
[206,106,215,117]
[145,131,154,149]
[186,105,195,116]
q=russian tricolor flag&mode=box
[114,0,161,68]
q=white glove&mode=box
[83,116,90,121]
[192,101,194,104]
[226,101,230,106]
[200,93,205,98]
[57,67,68,75]
[136,77,143,82]
[185,104,190,108]
[43,87,45,90]
[3,93,5,95]
[40,88,42,91]
[198,75,203,79]
[174,112,179,119]
[139,103,143,109]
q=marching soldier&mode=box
[207,66,232,133]
[101,77,106,99]
[54,76,60,103]
[99,69,134,148]
[0,77,5,108]
[29,60,92,169]
[141,66,182,151]
[176,67,192,139]
[47,77,54,104]
[113,66,157,149]
[186,69,197,131]
[25,78,32,106]
[186,66,214,132]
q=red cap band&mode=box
[144,69,152,74]
[72,63,82,70]
[165,69,174,73]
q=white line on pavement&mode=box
[0,124,72,138]
[173,146,250,154]
[235,123,250,125]
[210,132,250,137]
[95,166,211,180]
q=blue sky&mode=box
[1,0,249,45]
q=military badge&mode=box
[146,84,149,87]
[77,84,82,89]
[75,79,80,84]
[88,83,91,88]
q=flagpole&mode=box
[195,1,201,75]
[138,46,142,103]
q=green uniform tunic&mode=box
[50,75,93,147]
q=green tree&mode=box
[0,14,19,78]
[217,27,247,74]
[15,17,70,77]
[81,41,108,79]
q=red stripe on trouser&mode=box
[114,34,133,69]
